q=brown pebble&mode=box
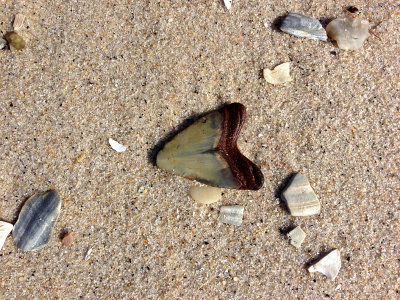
[61,232,74,247]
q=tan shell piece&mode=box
[189,186,221,204]
[281,173,320,216]
[13,13,26,31]
[263,62,292,85]
[308,249,341,280]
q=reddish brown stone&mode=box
[61,232,74,247]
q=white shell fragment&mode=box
[219,205,244,226]
[223,0,232,10]
[189,186,221,204]
[85,248,93,261]
[326,16,370,50]
[13,13,26,31]
[308,249,341,280]
[281,173,320,216]
[0,221,14,251]
[287,226,306,248]
[263,62,292,85]
[109,138,127,152]
[280,13,327,41]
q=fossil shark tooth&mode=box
[280,13,327,41]
[0,221,14,250]
[281,173,320,216]
[13,190,61,251]
[308,249,341,280]
[156,103,264,190]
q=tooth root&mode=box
[281,173,320,216]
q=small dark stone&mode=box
[347,6,359,13]
[330,51,337,56]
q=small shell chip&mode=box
[0,221,14,250]
[13,13,26,31]
[223,0,232,10]
[109,138,127,152]
[263,62,292,85]
[218,205,244,226]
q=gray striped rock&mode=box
[281,173,320,216]
[13,190,61,251]
[280,13,327,41]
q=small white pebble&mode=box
[189,185,221,204]
[233,276,239,282]
[138,186,145,193]
[109,138,127,152]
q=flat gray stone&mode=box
[13,190,61,251]
[280,13,327,41]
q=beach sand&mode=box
[0,0,399,298]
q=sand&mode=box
[0,0,399,298]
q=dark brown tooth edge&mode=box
[156,102,264,190]
[217,103,264,190]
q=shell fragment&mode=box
[109,138,127,152]
[263,62,292,85]
[85,248,93,261]
[189,185,221,204]
[326,16,370,50]
[13,13,26,31]
[218,205,244,226]
[308,249,341,280]
[0,221,14,250]
[223,0,232,10]
[280,13,327,41]
[281,173,320,216]
[287,226,306,248]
